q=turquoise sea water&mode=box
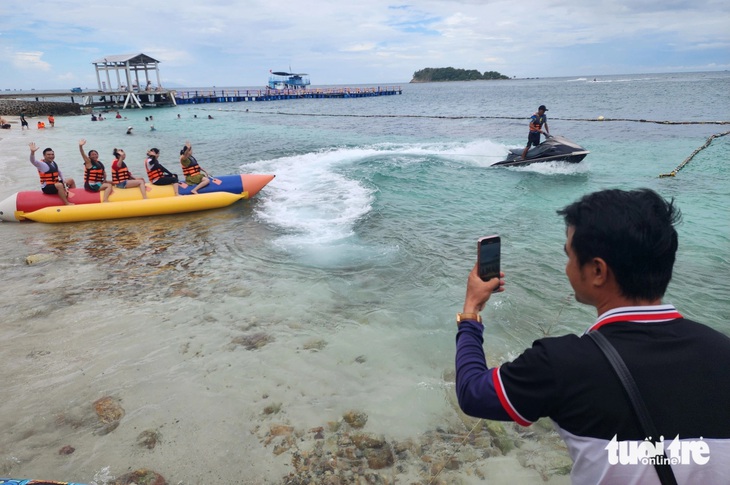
[0,71,729,483]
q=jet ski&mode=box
[493,135,589,167]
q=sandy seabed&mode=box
[0,117,573,484]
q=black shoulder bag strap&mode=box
[587,331,678,485]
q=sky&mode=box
[1,0,728,90]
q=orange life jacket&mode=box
[181,155,202,177]
[84,161,105,184]
[112,159,132,184]
[38,161,60,185]
[529,113,546,133]
[145,158,165,183]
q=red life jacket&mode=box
[84,161,105,184]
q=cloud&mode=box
[140,48,192,66]
[342,43,377,53]
[12,51,51,71]
[0,0,727,87]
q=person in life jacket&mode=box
[111,148,147,199]
[79,139,113,202]
[179,141,211,194]
[28,142,76,205]
[47,114,55,127]
[145,148,180,196]
[521,104,550,160]
[37,121,45,129]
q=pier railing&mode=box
[0,86,402,111]
[174,86,402,104]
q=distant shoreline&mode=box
[411,67,510,83]
[2,69,727,92]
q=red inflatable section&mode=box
[16,189,102,213]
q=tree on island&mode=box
[411,67,510,82]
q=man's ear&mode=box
[589,257,610,287]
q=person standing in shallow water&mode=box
[28,143,76,205]
[79,139,113,202]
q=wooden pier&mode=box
[0,89,176,110]
[0,85,402,111]
[81,89,176,109]
[1,53,401,111]
[174,86,402,104]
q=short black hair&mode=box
[43,147,53,154]
[557,188,681,301]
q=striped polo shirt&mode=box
[455,304,730,484]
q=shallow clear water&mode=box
[1,71,729,483]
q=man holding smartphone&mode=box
[454,188,730,484]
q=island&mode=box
[410,67,510,83]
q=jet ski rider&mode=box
[521,105,550,160]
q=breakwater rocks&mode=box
[262,408,573,484]
[1,392,169,483]
[0,99,81,117]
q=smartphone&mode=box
[477,235,501,283]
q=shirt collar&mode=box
[585,304,682,334]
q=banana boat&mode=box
[0,174,274,223]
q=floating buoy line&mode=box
[204,107,730,174]
[659,130,730,178]
[271,112,729,125]
[204,107,730,125]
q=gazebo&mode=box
[92,53,169,109]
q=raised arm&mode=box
[180,141,192,164]
[29,142,44,170]
[78,139,92,167]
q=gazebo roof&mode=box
[93,53,160,65]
